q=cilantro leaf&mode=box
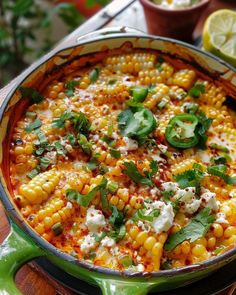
[195,111,213,149]
[108,224,126,242]
[109,205,124,226]
[133,208,160,222]
[65,80,79,97]
[109,148,121,159]
[164,208,215,251]
[174,163,204,195]
[188,83,205,98]
[78,134,92,155]
[123,161,157,187]
[207,164,236,185]
[52,111,73,128]
[89,68,99,83]
[25,118,42,132]
[19,86,44,103]
[66,177,108,207]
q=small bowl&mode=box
[139,0,212,42]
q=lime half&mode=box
[203,9,236,66]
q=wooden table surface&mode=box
[1,0,236,294]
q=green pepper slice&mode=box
[134,108,156,138]
[118,108,156,139]
[165,114,199,148]
[130,86,148,102]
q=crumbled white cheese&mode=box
[66,202,73,209]
[85,206,106,232]
[80,234,97,253]
[157,144,168,154]
[137,264,145,272]
[150,187,159,197]
[110,246,120,256]
[137,220,151,232]
[151,201,175,234]
[120,137,138,153]
[101,236,116,248]
[175,187,201,214]
[215,212,229,224]
[151,154,167,163]
[162,181,179,192]
[201,190,219,212]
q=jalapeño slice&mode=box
[165,114,199,149]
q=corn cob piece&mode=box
[127,223,168,271]
[172,69,196,90]
[18,169,61,204]
[144,84,169,110]
[105,53,156,75]
[138,62,174,85]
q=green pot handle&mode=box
[0,220,44,295]
[96,278,154,295]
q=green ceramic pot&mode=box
[0,27,236,295]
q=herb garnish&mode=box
[164,208,215,251]
[19,86,44,104]
[133,208,160,222]
[25,118,42,132]
[109,147,121,159]
[78,134,92,155]
[89,68,99,83]
[65,80,79,97]
[66,177,108,207]
[207,164,236,185]
[123,160,158,187]
[188,83,205,98]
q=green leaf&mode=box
[25,118,42,133]
[195,111,213,149]
[93,232,106,242]
[66,133,76,147]
[109,148,121,159]
[65,80,79,97]
[133,208,160,222]
[78,134,92,155]
[207,165,236,185]
[109,206,124,226]
[101,188,109,208]
[124,161,157,187]
[164,208,215,251]
[12,0,33,16]
[72,112,91,134]
[174,164,204,195]
[52,111,73,128]
[89,68,99,83]
[183,102,199,114]
[188,83,205,98]
[19,87,44,104]
[210,156,227,165]
[108,224,126,242]
[66,177,108,207]
[209,143,229,153]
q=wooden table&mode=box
[1,0,236,294]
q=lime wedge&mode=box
[202,9,236,66]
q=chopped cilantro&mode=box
[108,79,117,85]
[207,164,236,185]
[133,208,160,222]
[65,80,79,97]
[183,102,199,114]
[126,160,157,186]
[78,134,92,155]
[109,148,121,159]
[164,208,215,251]
[52,111,72,128]
[66,177,108,207]
[93,232,106,242]
[19,86,44,103]
[195,111,213,149]
[108,224,126,242]
[188,83,205,98]
[25,118,42,133]
[66,133,76,147]
[210,143,229,153]
[123,161,158,187]
[89,68,99,83]
[109,206,124,227]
